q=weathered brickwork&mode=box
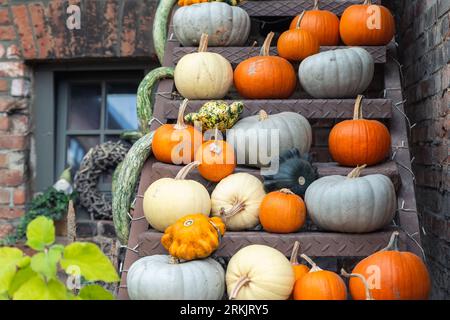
[0,0,157,238]
[390,0,450,299]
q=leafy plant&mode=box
[0,216,119,300]
[1,187,74,246]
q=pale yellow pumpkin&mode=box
[143,161,211,232]
[211,173,266,231]
[174,33,233,99]
[226,244,295,300]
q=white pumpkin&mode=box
[227,110,312,168]
[299,47,374,98]
[127,255,225,300]
[175,33,233,99]
[211,173,266,231]
[173,2,251,47]
[143,162,211,232]
[305,165,397,233]
[226,245,295,300]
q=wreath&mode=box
[74,141,130,220]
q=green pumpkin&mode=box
[185,101,244,132]
[262,149,318,197]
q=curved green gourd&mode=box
[112,132,153,244]
[153,0,178,65]
[137,66,174,133]
[112,67,173,242]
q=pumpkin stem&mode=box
[313,0,320,10]
[363,0,372,5]
[229,276,251,300]
[219,202,245,219]
[300,254,322,272]
[248,41,258,59]
[174,98,189,130]
[168,256,180,264]
[353,95,365,120]
[280,188,295,195]
[258,110,269,121]
[382,231,400,252]
[341,268,374,300]
[347,164,368,179]
[198,33,209,53]
[175,161,200,180]
[290,241,301,265]
[295,11,306,29]
[210,127,223,155]
[260,32,274,56]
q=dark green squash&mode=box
[262,148,318,197]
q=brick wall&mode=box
[390,0,450,299]
[0,0,157,238]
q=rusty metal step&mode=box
[150,160,400,193]
[138,227,405,258]
[238,0,381,17]
[162,98,393,120]
[172,46,387,65]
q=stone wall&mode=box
[389,0,450,299]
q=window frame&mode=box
[33,61,154,193]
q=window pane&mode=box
[68,84,102,130]
[106,83,138,130]
[66,136,100,172]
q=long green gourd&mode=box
[137,66,174,133]
[153,0,178,65]
[112,0,178,243]
[112,132,154,244]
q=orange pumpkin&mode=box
[277,11,320,62]
[153,99,203,164]
[290,241,310,282]
[341,269,374,300]
[293,254,347,300]
[340,0,395,46]
[234,32,297,99]
[349,231,431,300]
[195,128,236,182]
[329,95,391,167]
[259,189,306,234]
[289,0,340,46]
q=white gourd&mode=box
[127,255,225,300]
[173,2,251,47]
[305,165,396,233]
[143,162,211,232]
[175,33,233,99]
[227,110,312,168]
[226,245,295,300]
[211,173,266,231]
[299,47,374,98]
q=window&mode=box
[56,71,142,175]
[33,64,151,195]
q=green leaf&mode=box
[30,247,62,281]
[26,216,55,251]
[13,276,68,300]
[66,292,82,300]
[78,284,114,300]
[51,244,64,253]
[0,247,24,293]
[60,242,119,283]
[17,256,31,268]
[0,292,8,300]
[8,266,37,297]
